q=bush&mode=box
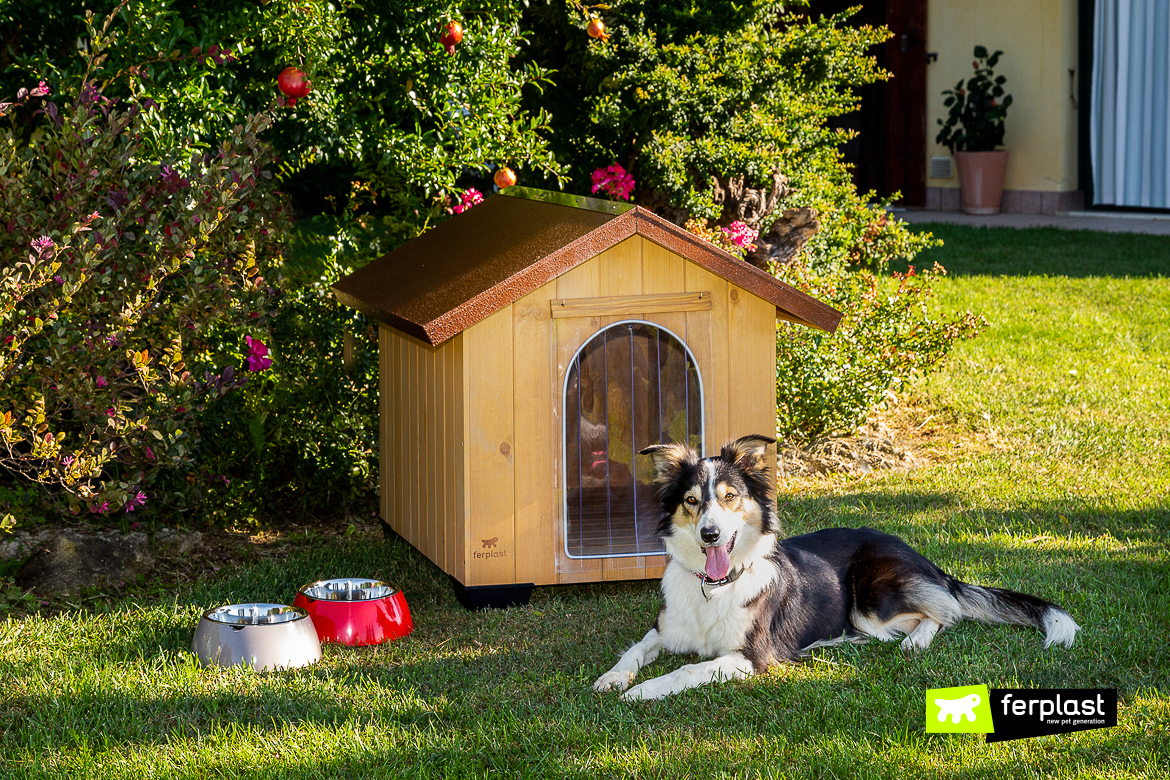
[521,1,979,440]
[0,17,284,516]
[187,212,385,523]
[776,255,986,441]
[2,0,563,209]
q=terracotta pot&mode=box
[954,150,1009,215]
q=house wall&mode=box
[926,0,1082,212]
[379,234,779,588]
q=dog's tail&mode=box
[951,581,1080,648]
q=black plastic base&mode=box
[451,578,534,610]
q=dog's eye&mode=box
[724,491,736,501]
[684,496,698,506]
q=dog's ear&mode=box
[720,434,776,478]
[639,442,700,486]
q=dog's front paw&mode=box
[593,669,636,693]
[620,678,669,702]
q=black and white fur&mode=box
[593,435,1080,701]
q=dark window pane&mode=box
[564,323,702,558]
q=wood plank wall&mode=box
[378,234,778,588]
[379,325,467,583]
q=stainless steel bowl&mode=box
[191,602,322,671]
[298,577,396,602]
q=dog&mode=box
[593,434,1080,701]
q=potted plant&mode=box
[936,46,1013,214]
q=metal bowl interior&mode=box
[299,578,396,602]
[203,602,308,625]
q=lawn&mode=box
[2,224,1168,778]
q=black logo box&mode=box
[986,689,1117,743]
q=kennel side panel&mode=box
[512,280,559,586]
[380,325,465,578]
[446,333,466,582]
[728,286,779,485]
[463,305,518,587]
[682,260,730,455]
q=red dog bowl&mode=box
[293,578,413,646]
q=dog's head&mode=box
[640,435,778,580]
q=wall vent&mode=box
[930,156,954,180]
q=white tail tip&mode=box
[1042,607,1080,649]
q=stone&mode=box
[154,528,204,556]
[13,529,155,594]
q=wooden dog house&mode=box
[333,188,841,604]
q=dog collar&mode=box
[694,564,748,601]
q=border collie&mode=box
[593,435,1080,701]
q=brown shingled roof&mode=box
[332,188,842,346]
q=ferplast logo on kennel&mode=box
[925,685,995,734]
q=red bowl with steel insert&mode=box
[293,578,413,646]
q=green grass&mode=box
[3,224,1169,778]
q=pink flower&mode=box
[721,221,759,251]
[145,446,155,460]
[245,335,272,371]
[591,164,635,201]
[451,188,484,214]
[124,491,147,513]
[30,81,51,98]
[31,236,54,254]
[96,376,107,387]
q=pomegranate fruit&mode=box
[440,21,463,54]
[587,17,606,39]
[494,166,517,189]
[277,67,311,107]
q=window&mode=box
[563,321,703,559]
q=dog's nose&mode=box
[699,525,720,545]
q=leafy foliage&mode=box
[0,14,283,515]
[936,46,1012,153]
[1,0,562,208]
[777,257,986,441]
[521,2,885,221]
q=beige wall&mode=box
[927,0,1079,193]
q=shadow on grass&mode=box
[901,224,1170,278]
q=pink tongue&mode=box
[704,544,731,580]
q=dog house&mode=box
[333,188,842,606]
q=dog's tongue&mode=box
[704,544,731,580]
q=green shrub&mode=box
[521,1,979,440]
[0,17,283,516]
[2,0,562,205]
[776,253,986,441]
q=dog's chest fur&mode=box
[657,557,779,657]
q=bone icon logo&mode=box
[926,685,994,733]
[935,693,981,724]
